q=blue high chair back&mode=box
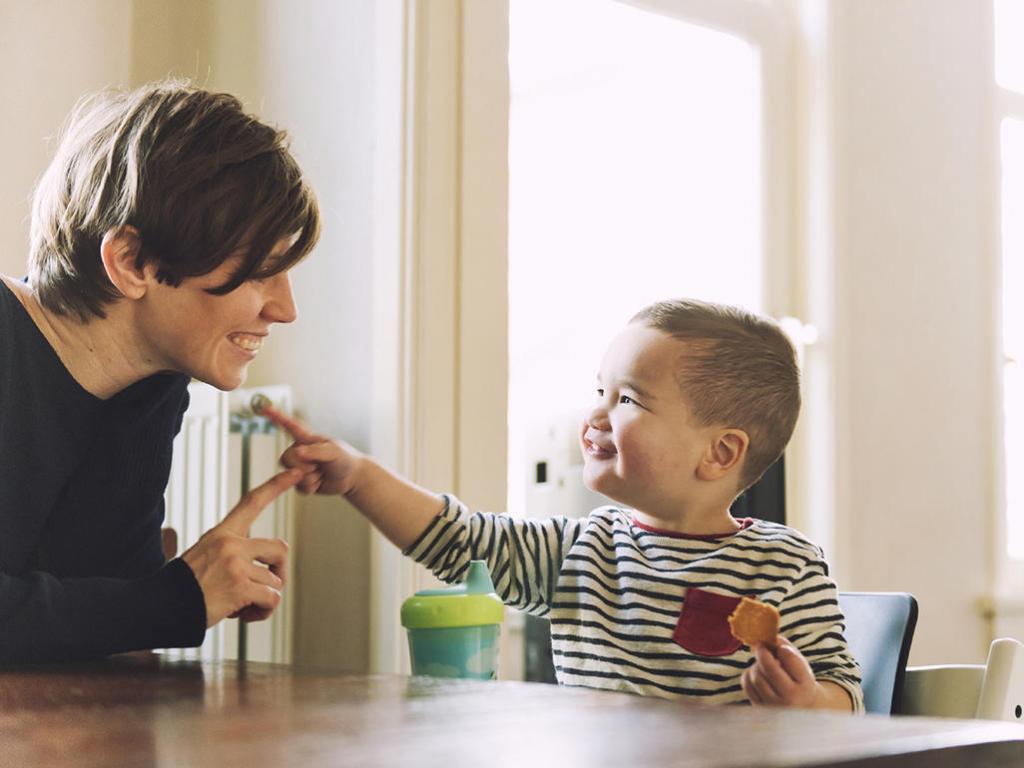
[838,592,918,714]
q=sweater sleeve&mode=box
[0,557,206,663]
[403,494,584,616]
[780,550,865,713]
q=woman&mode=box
[0,81,319,662]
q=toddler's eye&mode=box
[619,395,637,405]
[596,388,605,398]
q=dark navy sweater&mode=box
[0,279,205,662]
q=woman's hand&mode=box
[182,469,299,626]
[741,636,852,711]
[260,405,364,496]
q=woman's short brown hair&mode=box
[631,298,801,493]
[29,79,320,320]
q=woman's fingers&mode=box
[219,470,300,535]
[227,559,287,623]
[247,562,284,590]
[245,537,290,581]
[235,583,282,623]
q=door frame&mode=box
[368,0,509,674]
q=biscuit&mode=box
[728,597,780,647]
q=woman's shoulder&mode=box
[0,275,24,346]
[0,276,58,357]
[0,275,38,332]
[0,274,28,303]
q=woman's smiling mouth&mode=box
[227,332,265,353]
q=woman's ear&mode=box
[696,429,750,482]
[100,226,147,300]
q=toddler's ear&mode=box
[696,429,749,481]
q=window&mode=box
[995,0,1024,562]
[506,0,786,518]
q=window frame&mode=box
[993,22,1024,593]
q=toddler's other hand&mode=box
[261,405,364,497]
[741,635,826,709]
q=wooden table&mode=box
[1,655,1022,767]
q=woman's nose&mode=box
[262,273,298,324]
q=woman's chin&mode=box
[194,366,248,392]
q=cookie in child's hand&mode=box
[728,597,780,647]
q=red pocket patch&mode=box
[673,587,743,657]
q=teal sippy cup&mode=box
[400,560,504,680]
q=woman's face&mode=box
[137,240,298,391]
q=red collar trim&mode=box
[631,517,754,540]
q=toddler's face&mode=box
[579,323,714,512]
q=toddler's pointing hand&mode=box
[261,404,365,497]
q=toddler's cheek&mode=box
[615,442,658,480]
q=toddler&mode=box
[269,298,862,711]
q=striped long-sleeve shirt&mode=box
[405,495,863,711]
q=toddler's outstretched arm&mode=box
[260,405,445,550]
[263,405,577,615]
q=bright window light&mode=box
[507,0,762,516]
[995,0,1024,94]
[1003,118,1024,557]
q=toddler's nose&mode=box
[585,403,610,431]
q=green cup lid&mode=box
[401,561,504,629]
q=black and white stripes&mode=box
[404,496,863,711]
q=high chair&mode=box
[838,592,918,714]
[899,637,1024,722]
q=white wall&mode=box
[0,0,132,277]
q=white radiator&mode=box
[161,382,296,664]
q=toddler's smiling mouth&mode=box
[583,433,617,458]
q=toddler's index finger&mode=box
[260,404,319,444]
